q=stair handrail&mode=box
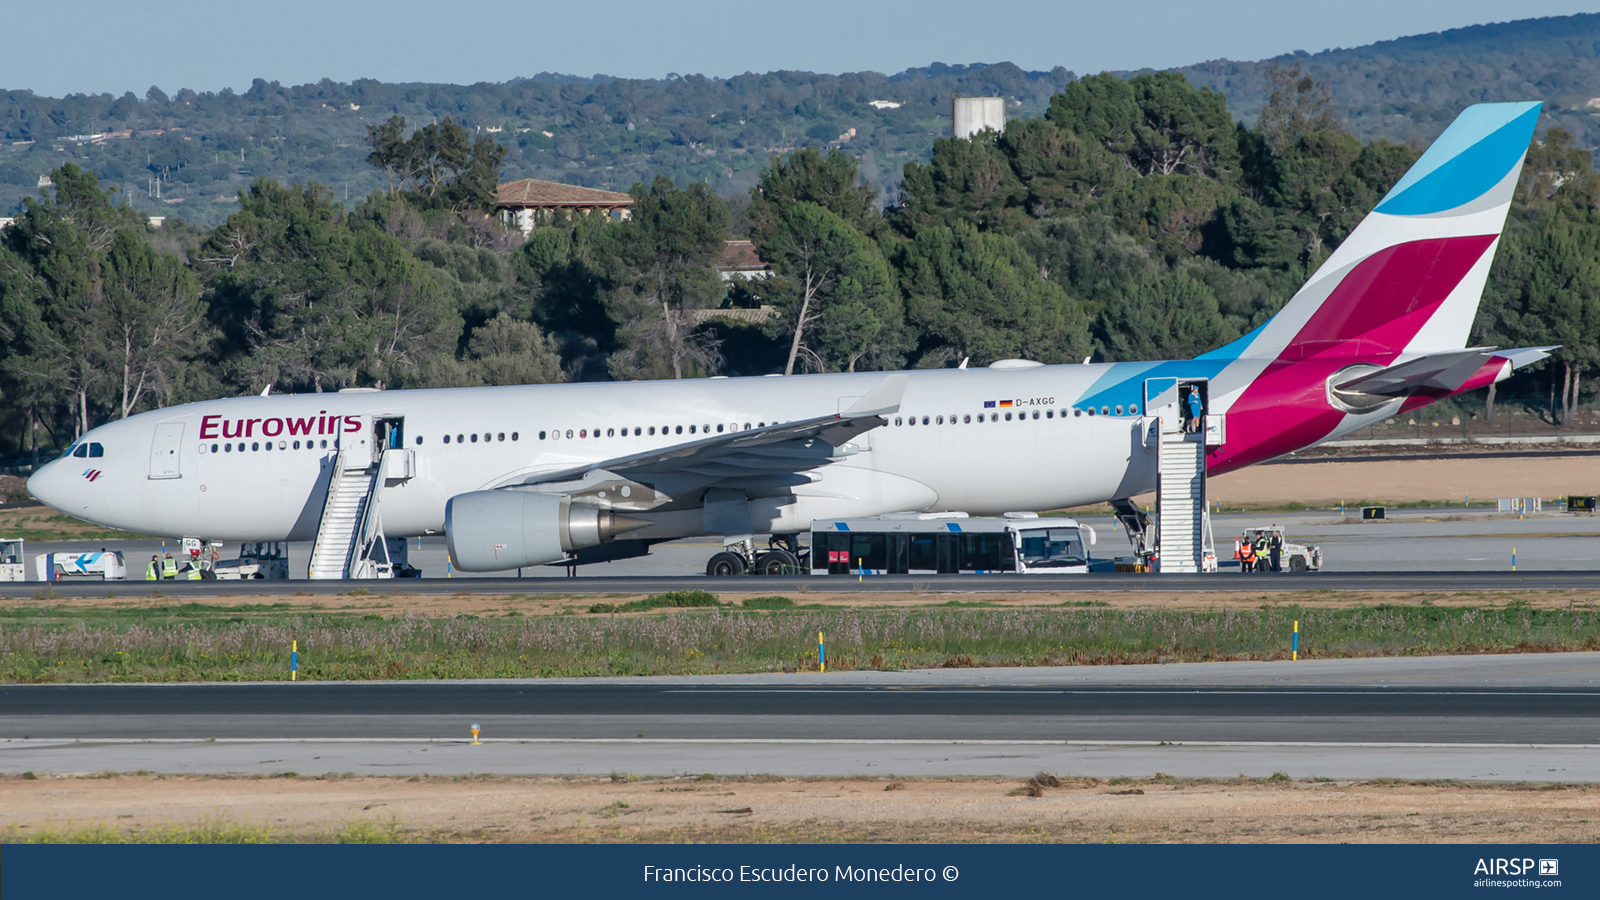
[308,446,355,578]
[348,442,388,578]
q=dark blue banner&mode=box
[3,844,1590,898]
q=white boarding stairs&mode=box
[1145,381,1222,574]
[308,430,409,579]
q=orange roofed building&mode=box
[494,178,634,232]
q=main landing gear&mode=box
[705,534,806,576]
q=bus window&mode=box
[851,534,887,573]
[1018,527,1086,570]
[909,534,937,572]
[960,533,1013,572]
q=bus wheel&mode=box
[706,551,746,576]
[755,550,797,575]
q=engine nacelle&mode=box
[445,490,645,571]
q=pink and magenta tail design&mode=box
[1207,102,1543,473]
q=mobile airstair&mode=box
[307,417,413,579]
[1144,379,1221,574]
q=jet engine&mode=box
[445,490,647,571]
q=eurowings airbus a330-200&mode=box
[28,102,1555,576]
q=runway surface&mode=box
[6,654,1600,780]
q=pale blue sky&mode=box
[8,0,1597,97]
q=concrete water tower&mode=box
[952,96,1005,139]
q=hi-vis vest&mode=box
[161,557,178,578]
[145,560,159,580]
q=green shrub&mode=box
[590,590,721,614]
[742,596,795,610]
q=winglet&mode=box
[1500,346,1557,370]
[842,374,908,418]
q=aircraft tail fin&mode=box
[1225,102,1541,363]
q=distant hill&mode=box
[0,64,1075,226]
[1179,13,1600,146]
[5,13,1600,226]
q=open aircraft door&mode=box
[148,422,184,480]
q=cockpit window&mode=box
[88,443,103,458]
[71,444,89,458]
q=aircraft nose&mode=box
[27,459,73,513]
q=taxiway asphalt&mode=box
[5,654,1600,780]
[2,569,1599,598]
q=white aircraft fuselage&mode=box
[29,365,1154,543]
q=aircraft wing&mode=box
[500,374,908,511]
[1333,347,1556,396]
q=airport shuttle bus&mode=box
[810,515,1096,575]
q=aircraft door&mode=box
[149,422,185,480]
[1144,378,1181,434]
[375,417,404,450]
[345,415,373,466]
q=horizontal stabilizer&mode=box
[1334,346,1556,396]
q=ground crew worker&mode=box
[1239,539,1256,573]
[183,562,204,580]
[161,553,178,580]
[1270,530,1284,573]
[145,555,160,580]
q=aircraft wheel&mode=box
[706,551,746,576]
[755,550,797,575]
